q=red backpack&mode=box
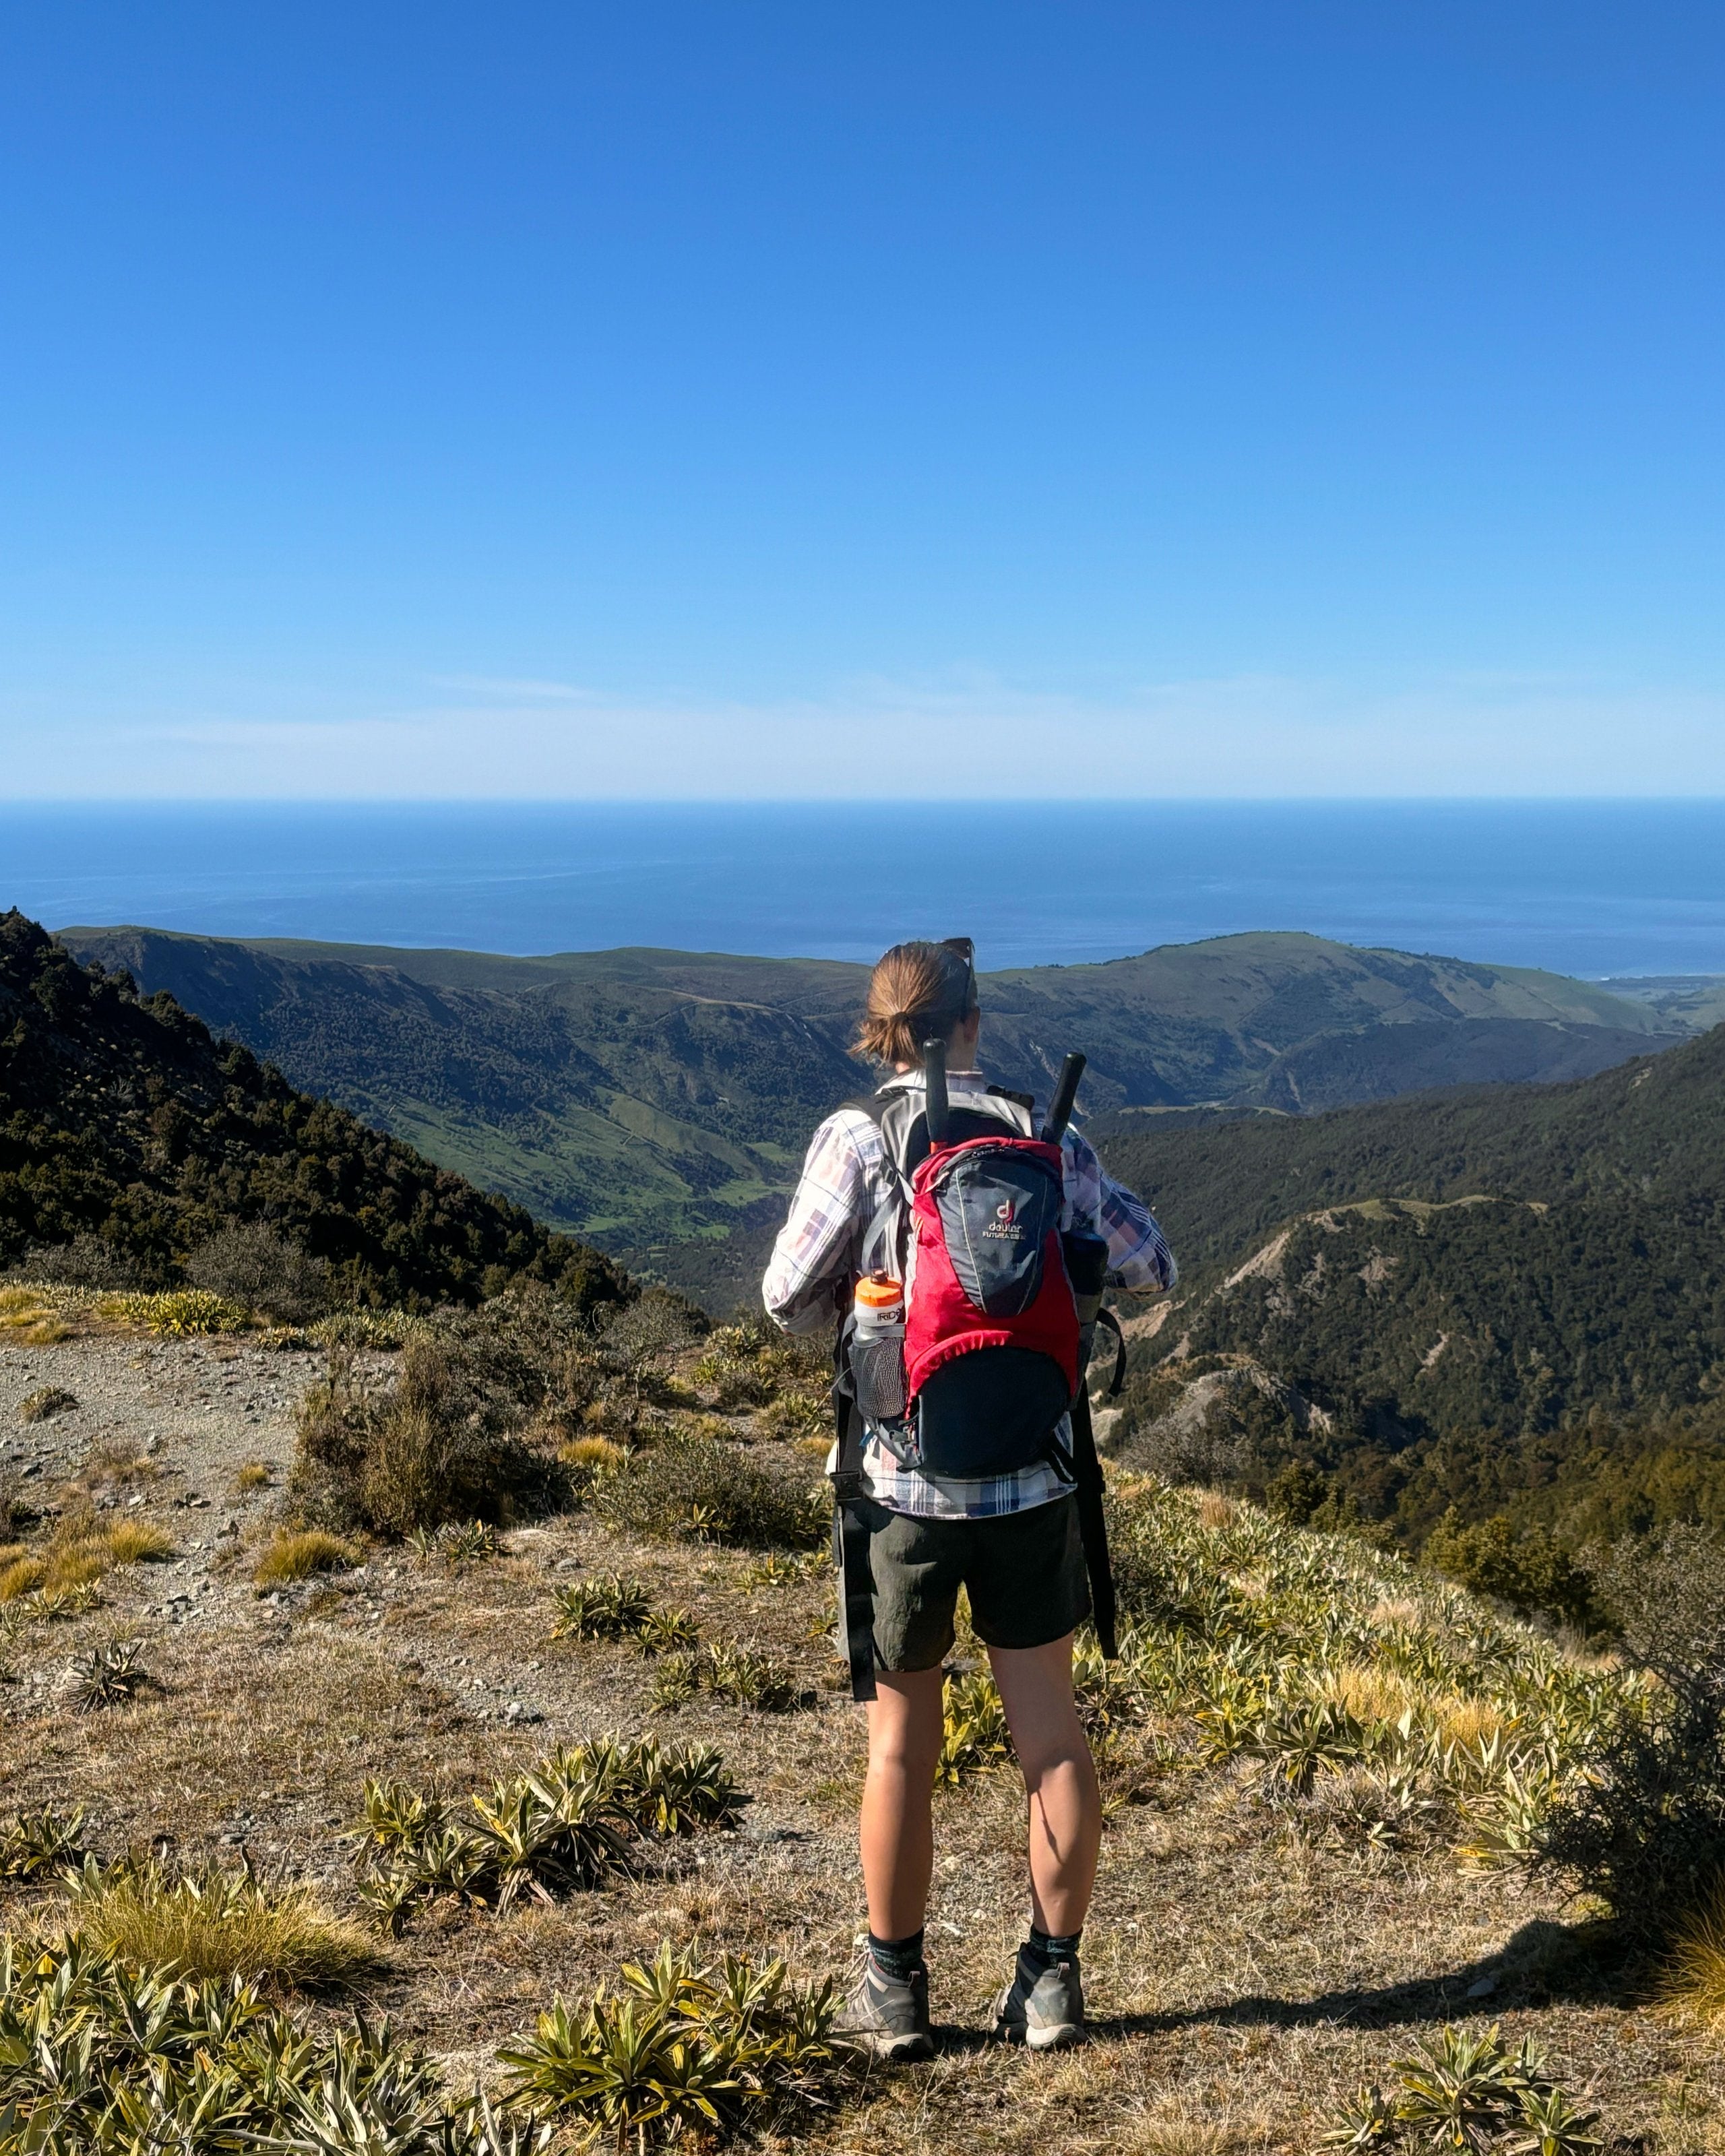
[843,1047,1090,1479]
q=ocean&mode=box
[5,800,1725,979]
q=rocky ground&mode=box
[3,1329,1723,2155]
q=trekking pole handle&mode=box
[922,1037,951,1146]
[1042,1052,1086,1144]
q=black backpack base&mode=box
[888,1346,1071,1479]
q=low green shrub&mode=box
[185,1221,330,1324]
[1532,1525,1725,1942]
[293,1329,566,1536]
[593,1430,824,1550]
[1422,1508,1602,1632]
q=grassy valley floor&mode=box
[1,1327,1722,2152]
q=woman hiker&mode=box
[762,937,1176,2059]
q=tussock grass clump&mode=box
[65,1858,385,1990]
[254,1528,360,1586]
[0,1554,46,1602]
[102,1517,174,1564]
[1660,1878,1725,2026]
[0,1516,174,1611]
[234,1458,272,1493]
[594,1429,824,1550]
[557,1432,626,1476]
[0,1284,75,1345]
[497,1940,844,2150]
[17,1384,77,1423]
[350,1738,744,1925]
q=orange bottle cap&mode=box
[854,1272,904,1308]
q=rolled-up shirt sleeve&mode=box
[1061,1129,1177,1293]
[762,1112,872,1334]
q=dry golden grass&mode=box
[0,1286,73,1347]
[1197,1491,1238,1529]
[558,1434,626,1472]
[1435,1697,1515,1750]
[0,1556,46,1602]
[1322,1661,1417,1725]
[104,1519,175,1565]
[233,1460,272,1494]
[1368,1595,1424,1629]
[44,1548,105,1590]
[63,1865,385,1991]
[1660,1881,1725,2027]
[253,1529,359,1587]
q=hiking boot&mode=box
[994,1944,1086,2050]
[833,1951,935,2062]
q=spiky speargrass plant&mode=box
[648,1651,703,1713]
[497,1940,842,2151]
[699,1637,797,1712]
[1318,2024,1602,2155]
[634,1606,699,1658]
[0,1936,466,2151]
[69,1635,147,1708]
[348,1739,745,1924]
[0,1804,87,1884]
[549,1574,655,1642]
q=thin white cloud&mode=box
[3,670,1722,798]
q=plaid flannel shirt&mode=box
[761,1070,1177,1520]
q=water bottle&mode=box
[1061,1226,1109,1375]
[851,1271,908,1423]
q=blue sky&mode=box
[2,2,1722,798]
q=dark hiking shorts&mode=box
[837,1494,1090,1674]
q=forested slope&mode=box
[1098,1024,1725,1544]
[0,912,630,1312]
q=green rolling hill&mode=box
[57,926,1679,1281]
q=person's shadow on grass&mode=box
[1077,1917,1633,2045]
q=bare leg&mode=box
[988,1632,1101,1936]
[859,1666,946,1940]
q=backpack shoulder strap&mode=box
[986,1083,1036,1112]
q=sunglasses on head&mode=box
[940,936,976,1007]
